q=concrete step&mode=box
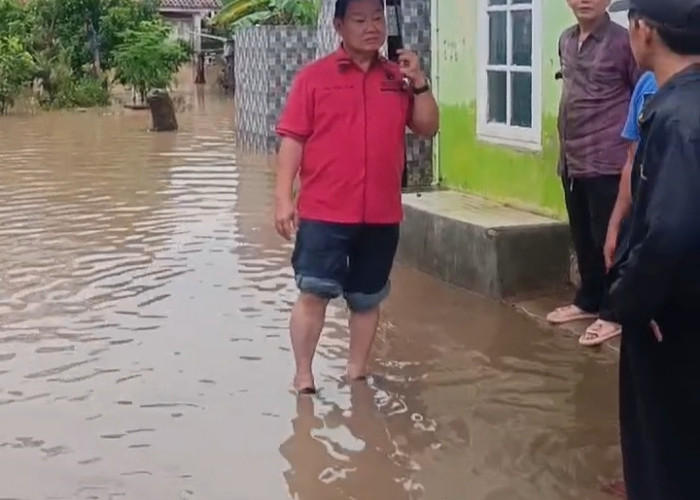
[398,190,571,299]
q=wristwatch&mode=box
[413,79,431,95]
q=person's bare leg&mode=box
[290,292,328,391]
[347,306,380,380]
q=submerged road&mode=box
[0,85,621,500]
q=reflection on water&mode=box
[0,84,620,499]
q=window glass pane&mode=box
[511,9,532,66]
[511,0,532,3]
[488,0,507,5]
[487,71,507,124]
[488,12,507,65]
[511,71,532,127]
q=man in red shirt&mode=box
[275,0,439,394]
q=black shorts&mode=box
[291,219,400,311]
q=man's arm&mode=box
[274,72,313,240]
[408,74,439,138]
[397,49,439,138]
[605,143,636,269]
[610,125,700,325]
[611,143,636,223]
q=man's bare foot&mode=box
[293,373,316,395]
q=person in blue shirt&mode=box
[602,70,657,273]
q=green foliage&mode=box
[0,36,36,114]
[214,0,320,30]
[0,0,28,39]
[0,0,173,112]
[113,20,190,104]
[25,0,161,77]
[40,72,111,109]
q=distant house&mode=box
[158,0,222,53]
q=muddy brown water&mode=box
[0,84,621,499]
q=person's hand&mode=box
[397,49,427,88]
[274,196,297,241]
[650,320,663,342]
[604,226,619,271]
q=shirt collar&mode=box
[574,12,612,42]
[333,44,392,72]
[640,64,700,125]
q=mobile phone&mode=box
[386,0,403,62]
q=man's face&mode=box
[566,0,611,23]
[628,15,654,70]
[334,0,387,54]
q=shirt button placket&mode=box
[361,72,369,222]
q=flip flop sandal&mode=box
[579,320,622,346]
[547,305,597,324]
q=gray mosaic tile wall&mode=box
[400,0,433,188]
[234,26,317,152]
[236,0,432,187]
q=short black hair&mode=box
[629,7,700,55]
[334,0,386,20]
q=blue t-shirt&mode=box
[621,71,658,142]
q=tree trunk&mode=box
[195,52,206,84]
[86,18,101,75]
[146,90,178,132]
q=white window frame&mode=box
[476,0,542,151]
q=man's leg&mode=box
[619,328,654,500]
[289,293,329,391]
[642,321,700,499]
[548,176,600,324]
[344,224,400,380]
[289,220,351,391]
[586,175,622,322]
[578,175,623,345]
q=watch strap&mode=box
[413,82,430,95]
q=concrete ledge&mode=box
[397,190,571,299]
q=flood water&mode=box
[0,80,622,499]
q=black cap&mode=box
[610,0,700,31]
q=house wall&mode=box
[434,1,576,219]
[162,13,194,46]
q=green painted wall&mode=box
[434,1,575,219]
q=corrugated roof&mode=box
[159,0,222,10]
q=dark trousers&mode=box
[620,319,700,500]
[562,175,620,321]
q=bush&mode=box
[34,51,110,109]
[41,76,110,109]
[0,35,35,114]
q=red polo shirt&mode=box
[276,47,413,224]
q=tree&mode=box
[23,0,160,77]
[213,0,320,30]
[113,20,190,105]
[0,36,36,114]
